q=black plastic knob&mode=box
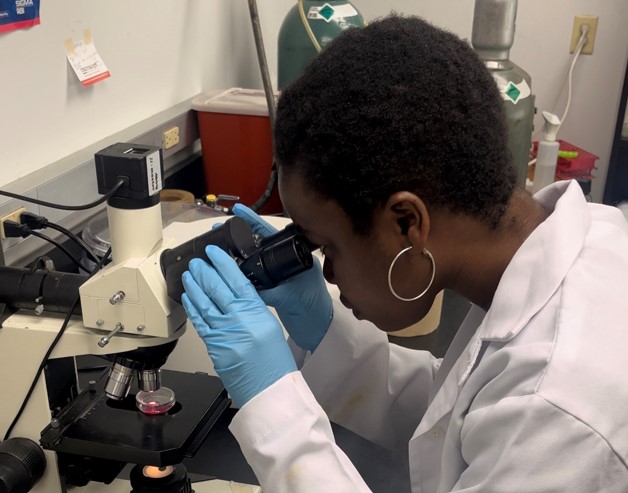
[0,438,46,493]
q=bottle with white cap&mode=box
[532,111,561,194]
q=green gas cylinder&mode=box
[472,0,535,187]
[278,1,365,90]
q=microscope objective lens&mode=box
[136,386,176,414]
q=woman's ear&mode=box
[385,191,430,248]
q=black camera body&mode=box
[160,217,313,303]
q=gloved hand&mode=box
[182,245,297,407]
[232,204,333,352]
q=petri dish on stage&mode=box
[136,387,176,414]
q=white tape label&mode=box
[146,151,162,196]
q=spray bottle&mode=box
[532,111,561,194]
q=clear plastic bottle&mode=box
[532,111,561,194]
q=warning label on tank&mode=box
[493,77,531,105]
[308,3,358,22]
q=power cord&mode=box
[20,212,100,265]
[0,178,126,211]
[3,221,89,273]
[2,247,112,441]
[27,230,89,274]
[556,25,589,133]
[529,25,589,151]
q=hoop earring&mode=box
[387,246,436,302]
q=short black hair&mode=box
[275,15,517,235]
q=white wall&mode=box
[1,1,626,202]
[0,0,294,188]
[358,0,628,202]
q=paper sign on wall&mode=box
[65,29,111,86]
[0,0,41,34]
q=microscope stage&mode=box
[41,370,229,466]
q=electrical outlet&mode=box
[570,15,599,54]
[0,207,26,239]
[162,126,180,150]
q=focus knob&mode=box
[0,438,46,493]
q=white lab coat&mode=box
[230,180,628,492]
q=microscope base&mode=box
[86,478,261,492]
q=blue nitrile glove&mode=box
[232,203,333,352]
[182,246,297,407]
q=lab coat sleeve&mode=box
[230,371,373,492]
[299,301,440,452]
[453,393,628,491]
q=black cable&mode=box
[19,212,100,264]
[26,230,90,274]
[250,165,278,213]
[3,247,112,441]
[35,219,99,265]
[0,179,126,211]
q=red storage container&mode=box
[192,89,283,214]
[531,139,599,181]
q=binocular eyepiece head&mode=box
[160,217,314,303]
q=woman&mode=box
[182,16,628,492]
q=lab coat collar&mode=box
[411,180,589,439]
[479,180,589,342]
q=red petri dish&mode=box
[136,387,176,414]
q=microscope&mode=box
[0,143,313,492]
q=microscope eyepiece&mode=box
[160,217,314,303]
[238,230,313,288]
